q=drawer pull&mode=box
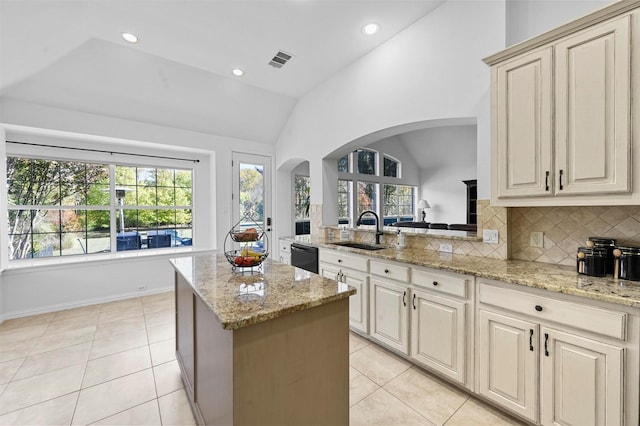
[338,259,342,263]
[384,269,390,274]
[544,333,550,357]
[432,281,439,286]
[535,305,543,312]
[529,329,534,352]
[402,291,407,307]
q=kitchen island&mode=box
[170,253,355,426]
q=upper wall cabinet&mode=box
[486,2,639,207]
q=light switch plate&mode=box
[530,231,544,248]
[483,229,499,244]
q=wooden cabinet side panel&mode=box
[175,273,195,396]
[233,299,350,426]
[194,298,234,426]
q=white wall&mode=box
[400,126,477,224]
[0,99,274,319]
[275,0,506,239]
[506,0,614,46]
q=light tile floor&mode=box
[0,291,526,425]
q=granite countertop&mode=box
[286,235,640,308]
[170,252,355,330]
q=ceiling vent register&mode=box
[268,50,293,69]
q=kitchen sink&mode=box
[330,241,386,251]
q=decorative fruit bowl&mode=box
[224,249,268,268]
[229,227,262,242]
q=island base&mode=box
[176,277,349,426]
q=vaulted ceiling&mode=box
[0,0,445,144]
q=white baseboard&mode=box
[0,286,174,323]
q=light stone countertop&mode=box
[170,252,355,330]
[286,235,640,308]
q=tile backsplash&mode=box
[510,206,640,267]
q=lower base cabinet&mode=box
[477,309,538,422]
[477,280,636,426]
[411,289,467,386]
[541,328,623,426]
[370,278,409,354]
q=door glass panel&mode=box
[239,162,265,228]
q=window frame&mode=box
[5,150,194,264]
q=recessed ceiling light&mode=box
[362,23,380,36]
[232,68,245,77]
[121,32,139,43]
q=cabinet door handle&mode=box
[544,333,549,357]
[529,329,534,352]
[412,294,416,310]
[559,169,564,190]
[402,291,407,307]
[432,281,439,286]
[545,171,550,191]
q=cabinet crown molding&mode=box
[483,0,640,66]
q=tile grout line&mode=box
[440,395,471,425]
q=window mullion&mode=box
[109,165,117,253]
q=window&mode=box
[383,155,399,178]
[337,156,350,173]
[357,181,377,215]
[338,179,351,225]
[356,149,376,175]
[294,175,310,220]
[383,184,415,225]
[7,156,193,261]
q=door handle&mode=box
[402,291,406,307]
[545,171,549,191]
[529,329,534,352]
[412,294,416,310]
[544,333,549,357]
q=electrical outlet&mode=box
[483,229,499,244]
[530,231,544,248]
[137,285,146,291]
[439,243,453,253]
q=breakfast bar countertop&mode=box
[285,235,640,308]
[170,252,355,330]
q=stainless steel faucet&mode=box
[356,210,383,244]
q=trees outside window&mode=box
[383,184,415,224]
[294,175,310,220]
[7,156,193,261]
[356,149,376,175]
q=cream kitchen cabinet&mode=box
[410,267,473,389]
[494,47,553,198]
[369,260,410,355]
[487,4,638,206]
[319,248,369,334]
[477,280,638,426]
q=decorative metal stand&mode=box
[224,213,270,273]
